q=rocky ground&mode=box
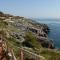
[0,11,60,60]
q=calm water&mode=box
[34,19,60,48]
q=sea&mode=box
[34,19,60,48]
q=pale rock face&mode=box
[8,53,12,57]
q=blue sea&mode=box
[34,19,60,48]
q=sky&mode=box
[0,0,60,18]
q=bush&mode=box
[22,32,42,49]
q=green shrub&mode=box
[23,32,42,49]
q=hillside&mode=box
[0,11,60,60]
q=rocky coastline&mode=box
[0,11,55,49]
[0,11,58,60]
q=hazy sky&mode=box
[0,0,60,18]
